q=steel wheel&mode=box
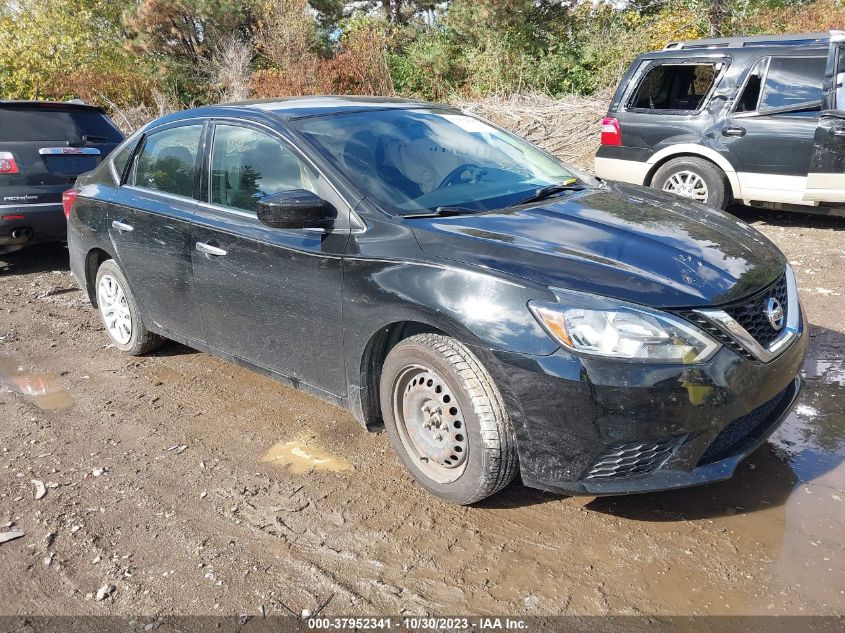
[97,274,132,345]
[661,170,709,202]
[392,364,468,484]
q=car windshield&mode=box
[293,108,582,214]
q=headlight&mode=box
[529,295,720,363]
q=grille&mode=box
[676,273,788,361]
[723,274,788,349]
[683,311,753,360]
[697,384,793,465]
[585,436,684,480]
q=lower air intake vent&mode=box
[698,383,794,465]
[585,436,684,480]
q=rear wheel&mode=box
[95,259,163,355]
[651,157,729,209]
[379,333,518,504]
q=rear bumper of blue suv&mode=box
[0,202,66,251]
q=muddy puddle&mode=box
[0,355,74,410]
[262,439,353,474]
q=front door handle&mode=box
[111,220,134,232]
[830,126,845,138]
[195,242,227,257]
[722,126,746,137]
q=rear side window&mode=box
[132,125,203,198]
[0,108,122,142]
[111,138,139,183]
[628,63,719,111]
[758,56,825,111]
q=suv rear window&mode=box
[758,56,825,111]
[0,107,122,142]
[629,63,718,111]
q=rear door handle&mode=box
[195,242,227,257]
[722,126,746,137]
[111,220,134,232]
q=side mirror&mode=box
[256,190,332,229]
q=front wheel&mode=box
[379,333,518,504]
[651,156,730,209]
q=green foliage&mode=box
[0,0,145,103]
[2,0,843,112]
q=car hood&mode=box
[409,182,786,308]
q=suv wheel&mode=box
[651,157,729,209]
[95,259,163,355]
[379,333,518,504]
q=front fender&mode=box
[341,253,561,428]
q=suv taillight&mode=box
[0,152,19,174]
[600,117,622,146]
[62,188,79,219]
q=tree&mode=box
[124,0,258,68]
[0,0,146,103]
[709,0,726,36]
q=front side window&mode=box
[210,125,319,215]
[833,47,845,109]
[629,63,719,111]
[758,56,825,111]
[132,125,203,197]
[294,109,579,214]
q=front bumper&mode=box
[489,320,807,496]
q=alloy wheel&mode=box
[97,274,132,345]
[662,170,709,202]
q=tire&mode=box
[651,156,730,210]
[379,333,518,504]
[94,259,163,355]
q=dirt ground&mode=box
[0,206,843,618]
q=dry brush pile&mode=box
[457,92,610,171]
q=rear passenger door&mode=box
[109,122,205,342]
[722,55,826,203]
[805,43,845,202]
[190,121,348,396]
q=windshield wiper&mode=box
[512,178,584,207]
[403,206,481,219]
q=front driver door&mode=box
[190,121,349,396]
[805,43,845,202]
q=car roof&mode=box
[0,100,106,112]
[638,43,830,62]
[663,30,843,51]
[148,96,459,129]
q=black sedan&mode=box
[65,97,807,504]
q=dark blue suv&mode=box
[0,101,123,254]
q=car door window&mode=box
[628,63,719,111]
[734,59,767,113]
[132,124,203,198]
[210,124,319,215]
[758,56,825,111]
[110,138,139,183]
[834,47,845,109]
